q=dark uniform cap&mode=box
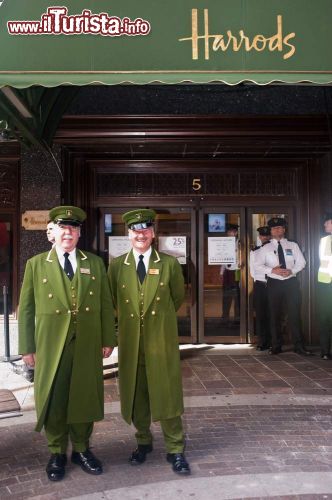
[49,205,87,227]
[122,208,156,230]
[323,213,332,223]
[226,223,239,231]
[257,226,270,236]
[268,217,287,228]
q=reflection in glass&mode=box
[155,211,191,338]
[204,213,241,337]
[104,214,112,234]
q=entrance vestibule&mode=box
[99,203,294,344]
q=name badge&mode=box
[149,269,159,275]
[285,249,293,256]
[80,268,91,274]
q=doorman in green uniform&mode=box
[317,213,332,359]
[19,206,116,482]
[108,208,190,474]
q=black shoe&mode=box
[294,348,313,356]
[256,345,269,351]
[71,449,103,475]
[46,453,67,481]
[269,347,282,355]
[129,444,153,465]
[321,354,330,360]
[166,453,190,474]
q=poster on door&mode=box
[208,236,236,265]
[108,236,132,262]
[158,236,186,264]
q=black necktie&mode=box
[137,254,146,284]
[64,252,74,280]
[277,241,286,269]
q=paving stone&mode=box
[3,348,332,498]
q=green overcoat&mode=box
[108,248,185,424]
[18,248,116,432]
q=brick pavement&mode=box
[2,346,332,499]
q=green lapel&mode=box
[143,248,162,315]
[45,248,69,310]
[76,249,91,309]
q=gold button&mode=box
[130,313,134,318]
[125,299,129,303]
[71,293,76,298]
[92,276,96,280]
[43,278,47,283]
[72,302,76,307]
[48,293,53,299]
[85,307,90,312]
[122,284,126,288]
[73,311,77,316]
[68,310,71,314]
[156,297,160,301]
[141,293,144,297]
[71,286,75,290]
[56,309,60,314]
[141,301,144,305]
[151,311,156,315]
[160,282,164,286]
[89,291,93,296]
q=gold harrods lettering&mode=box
[179,9,296,61]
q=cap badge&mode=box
[66,209,73,216]
[136,213,142,220]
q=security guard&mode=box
[249,226,271,350]
[108,208,190,475]
[19,206,116,481]
[254,217,311,355]
[317,213,332,359]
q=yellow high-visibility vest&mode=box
[318,235,332,283]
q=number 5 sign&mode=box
[192,178,202,191]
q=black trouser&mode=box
[267,277,304,351]
[253,281,270,348]
[317,282,332,356]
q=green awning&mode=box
[0,0,332,88]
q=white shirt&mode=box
[132,247,152,273]
[254,238,306,280]
[55,246,78,274]
[249,246,267,282]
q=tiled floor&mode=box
[103,346,332,402]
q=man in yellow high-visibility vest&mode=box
[318,213,332,360]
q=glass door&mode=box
[99,206,196,343]
[99,204,297,345]
[198,207,246,343]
